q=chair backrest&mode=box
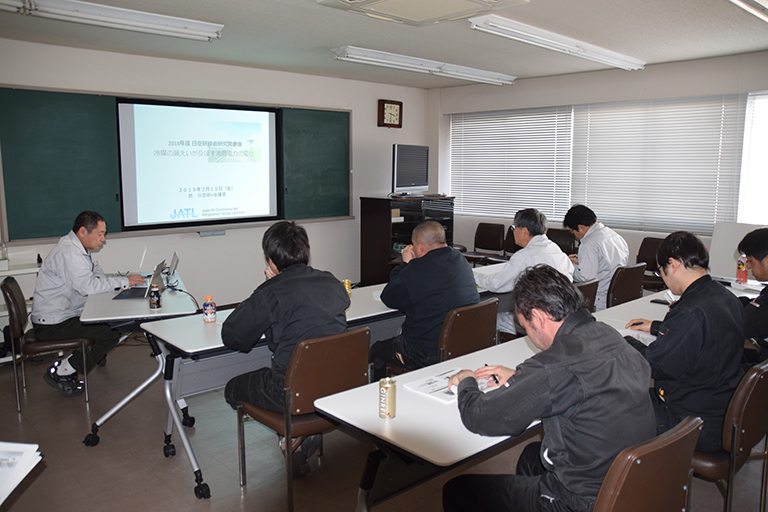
[284,326,370,415]
[547,227,576,255]
[503,226,522,256]
[438,298,499,361]
[636,237,664,273]
[575,279,599,313]
[1,277,29,340]
[606,263,646,308]
[593,416,703,512]
[722,360,768,455]
[473,223,505,252]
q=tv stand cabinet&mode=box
[360,196,455,286]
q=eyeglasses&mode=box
[654,269,662,278]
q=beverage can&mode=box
[203,295,216,322]
[378,377,396,419]
[342,279,352,298]
[149,284,161,309]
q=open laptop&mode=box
[166,251,179,277]
[113,259,166,300]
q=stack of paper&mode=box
[0,441,42,505]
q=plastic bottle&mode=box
[1,241,7,260]
[737,255,749,284]
[203,295,216,323]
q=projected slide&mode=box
[119,102,278,229]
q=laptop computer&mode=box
[113,259,166,300]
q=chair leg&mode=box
[283,387,294,512]
[760,436,768,512]
[237,404,247,486]
[686,468,693,512]
[82,341,89,403]
[11,340,20,413]
[725,422,739,512]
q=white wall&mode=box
[0,38,432,305]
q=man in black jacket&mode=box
[737,228,768,350]
[627,231,745,452]
[443,265,655,512]
[369,220,479,380]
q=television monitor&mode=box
[392,144,429,196]
[117,99,280,231]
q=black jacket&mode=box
[739,284,768,341]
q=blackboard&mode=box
[0,88,351,241]
[281,108,350,220]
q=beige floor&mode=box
[1,337,765,512]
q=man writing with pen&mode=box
[442,264,655,512]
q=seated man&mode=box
[474,208,573,334]
[563,204,629,311]
[32,211,145,397]
[222,221,350,475]
[443,264,655,512]
[737,228,768,357]
[369,220,479,380]
[626,231,745,452]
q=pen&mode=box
[630,321,644,327]
[485,363,499,384]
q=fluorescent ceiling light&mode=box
[0,0,223,41]
[468,14,645,71]
[332,45,516,86]
[726,0,768,23]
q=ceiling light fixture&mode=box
[332,45,516,86]
[468,14,645,71]
[0,0,223,41]
[726,0,768,23]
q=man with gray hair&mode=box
[369,220,479,379]
[474,208,574,334]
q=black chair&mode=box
[636,237,666,292]
[575,279,599,313]
[483,226,523,265]
[691,360,768,512]
[462,223,505,266]
[237,327,370,512]
[593,416,703,512]
[1,277,94,412]
[547,228,577,255]
[606,263,646,308]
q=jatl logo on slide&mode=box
[171,208,198,220]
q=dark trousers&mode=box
[225,367,284,413]
[368,334,437,381]
[33,317,120,375]
[443,442,595,512]
[649,388,722,452]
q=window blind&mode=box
[450,106,573,220]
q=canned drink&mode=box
[149,284,162,309]
[342,279,352,298]
[378,377,396,419]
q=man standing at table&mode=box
[474,208,573,335]
[737,228,768,356]
[32,211,145,397]
[222,221,350,474]
[563,204,629,311]
[443,264,655,512]
[626,231,744,452]
[369,220,479,380]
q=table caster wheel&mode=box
[163,444,176,458]
[194,482,211,499]
[83,433,99,447]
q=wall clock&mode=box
[378,99,403,128]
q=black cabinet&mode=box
[360,196,454,286]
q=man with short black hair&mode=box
[474,209,573,334]
[563,204,629,311]
[627,231,745,452]
[443,265,655,512]
[32,211,145,397]
[369,220,479,379]
[737,228,768,347]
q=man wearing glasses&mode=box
[31,211,144,397]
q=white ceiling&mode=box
[1,0,768,89]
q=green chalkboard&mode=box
[281,108,350,220]
[0,88,122,240]
[0,88,351,240]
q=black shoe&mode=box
[43,365,84,397]
[278,435,316,477]
[97,355,107,367]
